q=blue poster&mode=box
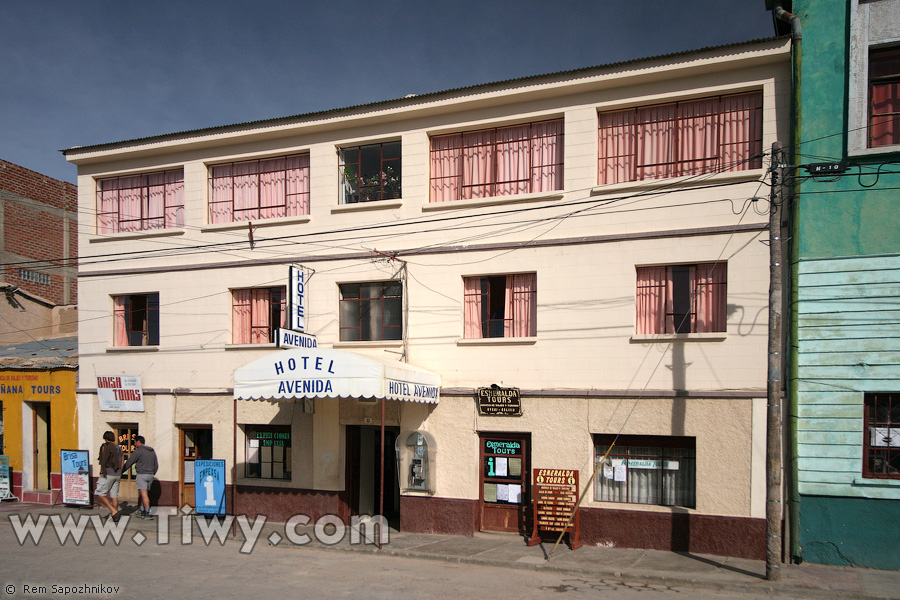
[0,455,11,500]
[60,450,91,506]
[194,459,226,515]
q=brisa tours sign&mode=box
[232,349,440,404]
[96,375,144,412]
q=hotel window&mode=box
[245,425,291,480]
[339,281,402,341]
[863,393,900,479]
[339,141,401,204]
[594,434,696,508]
[463,274,536,338]
[869,47,900,148]
[209,154,310,223]
[232,287,285,344]
[598,92,763,185]
[113,294,159,347]
[97,170,184,234]
[636,263,726,335]
[431,119,563,203]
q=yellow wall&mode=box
[0,369,78,473]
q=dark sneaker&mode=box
[111,512,120,523]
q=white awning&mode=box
[233,348,440,404]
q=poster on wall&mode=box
[60,449,92,506]
[96,376,145,412]
[194,459,226,516]
[0,455,11,500]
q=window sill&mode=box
[332,199,403,214]
[225,343,278,350]
[848,144,900,159]
[631,332,726,343]
[89,229,186,243]
[332,340,403,349]
[106,346,160,353]
[423,191,564,212]
[236,478,294,489]
[590,169,764,197]
[201,216,311,232]
[853,477,900,488]
[457,337,537,346]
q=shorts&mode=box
[135,473,155,491]
[94,475,120,497]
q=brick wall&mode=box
[0,159,77,306]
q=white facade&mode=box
[67,38,790,557]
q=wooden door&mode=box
[180,426,213,508]
[32,404,51,490]
[479,433,529,533]
[116,425,138,501]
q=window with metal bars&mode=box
[864,393,900,479]
[338,281,402,341]
[869,46,900,148]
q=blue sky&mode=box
[1,1,775,184]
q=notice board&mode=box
[60,449,92,506]
[528,468,583,549]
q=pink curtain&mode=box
[232,289,251,344]
[677,99,718,176]
[117,175,143,232]
[720,93,763,171]
[495,125,529,196]
[531,120,563,192]
[695,263,727,333]
[636,266,667,334]
[113,296,129,346]
[98,180,119,234]
[233,161,259,221]
[463,277,483,338]
[259,158,285,220]
[146,173,165,229]
[636,104,676,181]
[598,110,636,185]
[285,154,310,216]
[430,135,461,203]
[871,82,900,147]
[165,170,184,228]
[209,164,234,224]
[462,130,494,199]
[250,288,270,343]
[504,273,536,337]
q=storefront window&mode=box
[116,425,138,480]
[245,425,291,480]
[482,438,524,505]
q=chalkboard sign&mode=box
[527,468,583,549]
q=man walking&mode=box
[95,431,122,521]
[121,435,158,519]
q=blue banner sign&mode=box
[194,459,226,515]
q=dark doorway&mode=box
[346,425,400,528]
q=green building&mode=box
[771,0,900,570]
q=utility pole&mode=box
[766,141,785,581]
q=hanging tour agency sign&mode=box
[97,376,144,412]
[477,387,522,416]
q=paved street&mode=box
[1,502,897,599]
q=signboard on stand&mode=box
[60,449,92,506]
[528,468,582,549]
[194,459,226,516]
[0,455,12,500]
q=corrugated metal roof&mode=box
[63,37,786,157]
[0,336,78,370]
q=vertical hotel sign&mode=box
[97,376,145,412]
[289,266,307,332]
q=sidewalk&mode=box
[2,500,898,599]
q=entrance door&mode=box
[116,425,139,502]
[180,426,213,508]
[479,433,530,533]
[32,403,51,490]
[346,425,399,526]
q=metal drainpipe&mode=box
[774,4,803,565]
